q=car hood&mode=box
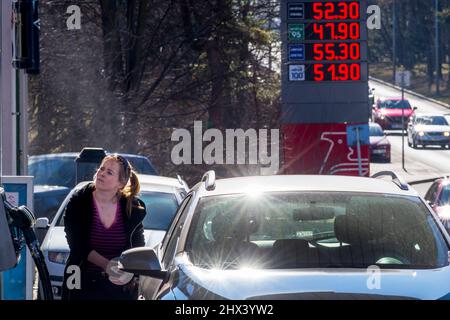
[414,125,450,133]
[370,136,390,146]
[41,226,155,252]
[178,264,450,300]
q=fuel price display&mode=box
[286,0,366,82]
[288,1,360,20]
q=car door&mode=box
[138,193,193,300]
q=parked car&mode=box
[372,98,416,130]
[120,171,450,300]
[369,123,391,162]
[29,152,158,189]
[424,177,450,232]
[407,114,450,149]
[35,174,188,299]
[29,151,158,230]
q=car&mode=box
[29,152,158,189]
[29,151,158,231]
[35,174,188,299]
[369,123,391,162]
[424,177,450,232]
[372,98,416,130]
[119,171,450,300]
[407,114,450,149]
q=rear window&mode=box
[187,192,449,270]
[29,157,76,188]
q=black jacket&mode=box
[61,183,146,300]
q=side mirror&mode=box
[119,247,167,279]
[413,107,418,111]
[35,217,50,229]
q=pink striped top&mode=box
[86,198,127,273]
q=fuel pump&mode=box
[0,188,53,300]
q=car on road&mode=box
[369,123,391,162]
[407,114,450,149]
[36,174,188,299]
[425,177,450,233]
[119,171,450,300]
[372,98,416,130]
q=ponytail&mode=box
[121,170,141,217]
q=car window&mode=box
[186,192,448,270]
[379,100,411,109]
[161,194,193,268]
[438,185,450,206]
[139,191,179,231]
[124,156,157,175]
[369,125,384,137]
[416,116,448,126]
[425,183,439,203]
[28,157,76,187]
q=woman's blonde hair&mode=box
[100,154,141,216]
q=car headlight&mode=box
[380,115,385,120]
[418,131,425,136]
[48,251,69,264]
[444,132,450,137]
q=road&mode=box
[369,79,450,197]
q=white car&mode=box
[120,171,450,300]
[35,174,188,299]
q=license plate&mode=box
[391,124,403,129]
[373,149,385,154]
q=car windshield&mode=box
[57,190,178,230]
[369,125,384,137]
[186,192,448,270]
[416,116,448,126]
[379,100,411,109]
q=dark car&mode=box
[369,123,391,162]
[28,151,157,227]
[425,178,450,232]
[29,152,157,189]
[119,171,450,300]
[372,98,416,130]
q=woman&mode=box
[61,154,147,300]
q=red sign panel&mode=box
[281,123,370,176]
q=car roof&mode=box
[138,174,187,192]
[194,175,418,197]
[72,174,186,193]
